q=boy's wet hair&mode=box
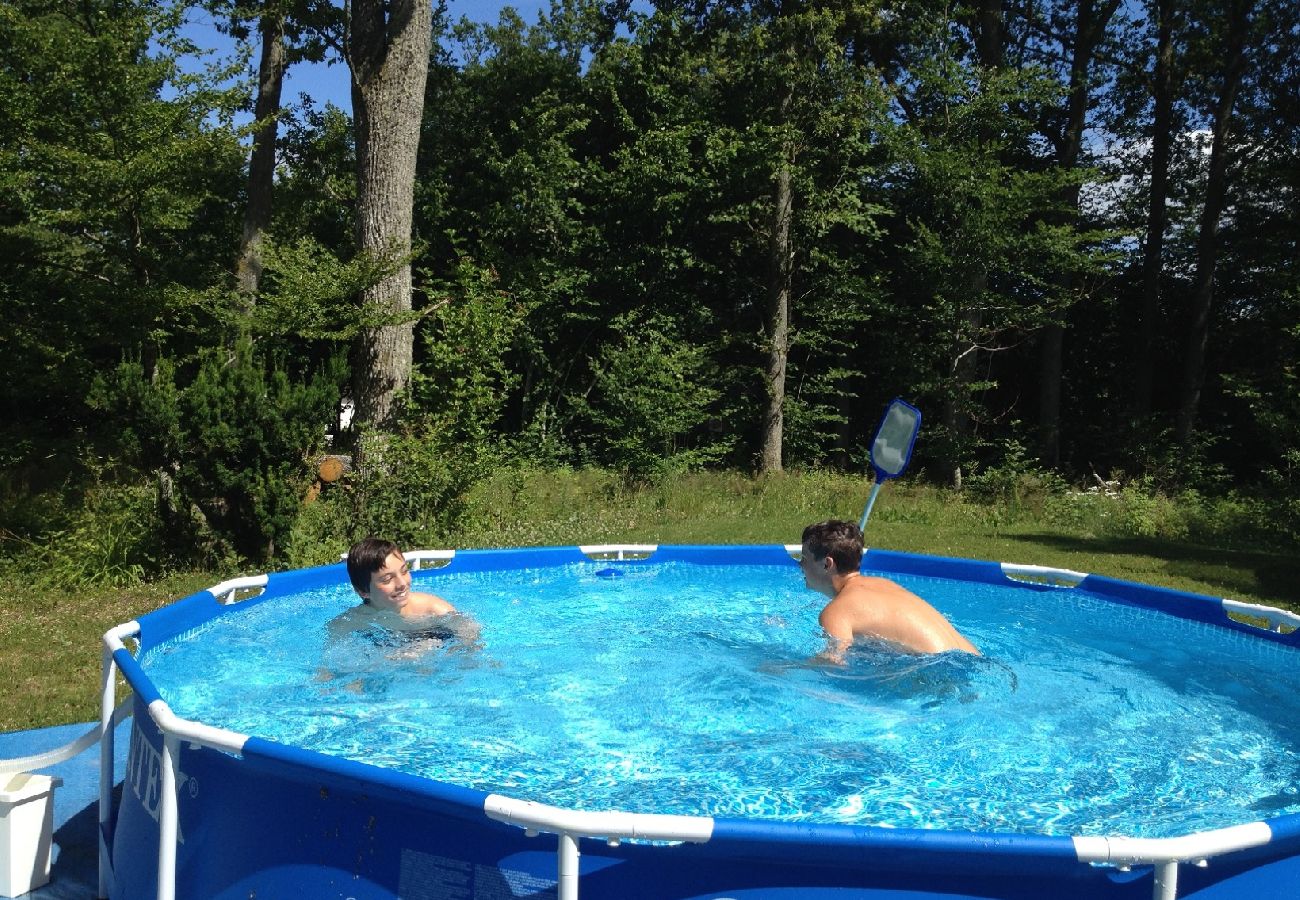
[801,520,864,573]
[347,537,402,595]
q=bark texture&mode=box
[348,0,432,430]
[1132,0,1177,419]
[1175,0,1252,442]
[1038,0,1120,466]
[235,7,287,297]
[758,155,794,474]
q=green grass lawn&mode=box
[2,468,1296,733]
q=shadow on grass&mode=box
[1009,532,1300,608]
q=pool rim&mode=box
[99,542,1300,900]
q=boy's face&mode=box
[363,551,413,612]
[799,545,834,595]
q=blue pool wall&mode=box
[107,544,1300,899]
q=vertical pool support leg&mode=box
[98,643,117,900]
[156,732,180,900]
[1152,860,1179,900]
[557,832,581,900]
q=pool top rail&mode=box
[102,543,1300,900]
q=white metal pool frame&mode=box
[96,546,1300,900]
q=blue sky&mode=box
[180,0,549,113]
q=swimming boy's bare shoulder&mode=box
[818,575,891,631]
[821,575,979,657]
[406,590,455,616]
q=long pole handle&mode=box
[858,480,884,532]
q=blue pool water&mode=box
[139,561,1300,839]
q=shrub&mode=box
[966,435,1068,518]
[410,257,523,466]
[567,313,732,477]
[1113,480,1190,540]
[90,339,342,566]
[317,424,485,554]
[11,475,164,589]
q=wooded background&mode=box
[2,0,1296,569]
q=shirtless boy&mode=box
[330,537,478,647]
[800,520,979,662]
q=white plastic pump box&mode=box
[0,773,62,898]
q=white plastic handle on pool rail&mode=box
[1221,598,1300,633]
[579,544,658,560]
[1073,822,1274,900]
[404,549,455,569]
[1000,562,1088,586]
[206,574,269,604]
[484,794,715,843]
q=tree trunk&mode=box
[234,7,286,298]
[974,0,1003,70]
[347,0,432,431]
[1038,320,1064,467]
[941,292,984,489]
[940,0,1002,488]
[758,154,794,474]
[1175,0,1252,442]
[1131,0,1176,418]
[1037,0,1120,466]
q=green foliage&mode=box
[281,257,531,567]
[877,44,1102,475]
[1216,301,1300,543]
[248,236,415,341]
[90,339,342,564]
[1034,478,1298,554]
[1107,419,1233,494]
[2,0,1298,574]
[174,343,340,563]
[340,426,482,551]
[34,479,161,587]
[966,434,1070,516]
[0,0,246,433]
[568,314,731,476]
[411,257,524,459]
[1259,450,1300,546]
[1111,482,1192,540]
[0,469,165,589]
[445,465,869,548]
[85,358,180,472]
[149,234,417,365]
[274,102,356,251]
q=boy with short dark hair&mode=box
[800,520,979,662]
[331,538,478,649]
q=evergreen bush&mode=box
[90,339,342,566]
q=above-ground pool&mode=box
[100,544,1300,900]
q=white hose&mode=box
[0,699,133,775]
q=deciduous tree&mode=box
[347,0,432,430]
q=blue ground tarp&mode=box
[0,720,131,899]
